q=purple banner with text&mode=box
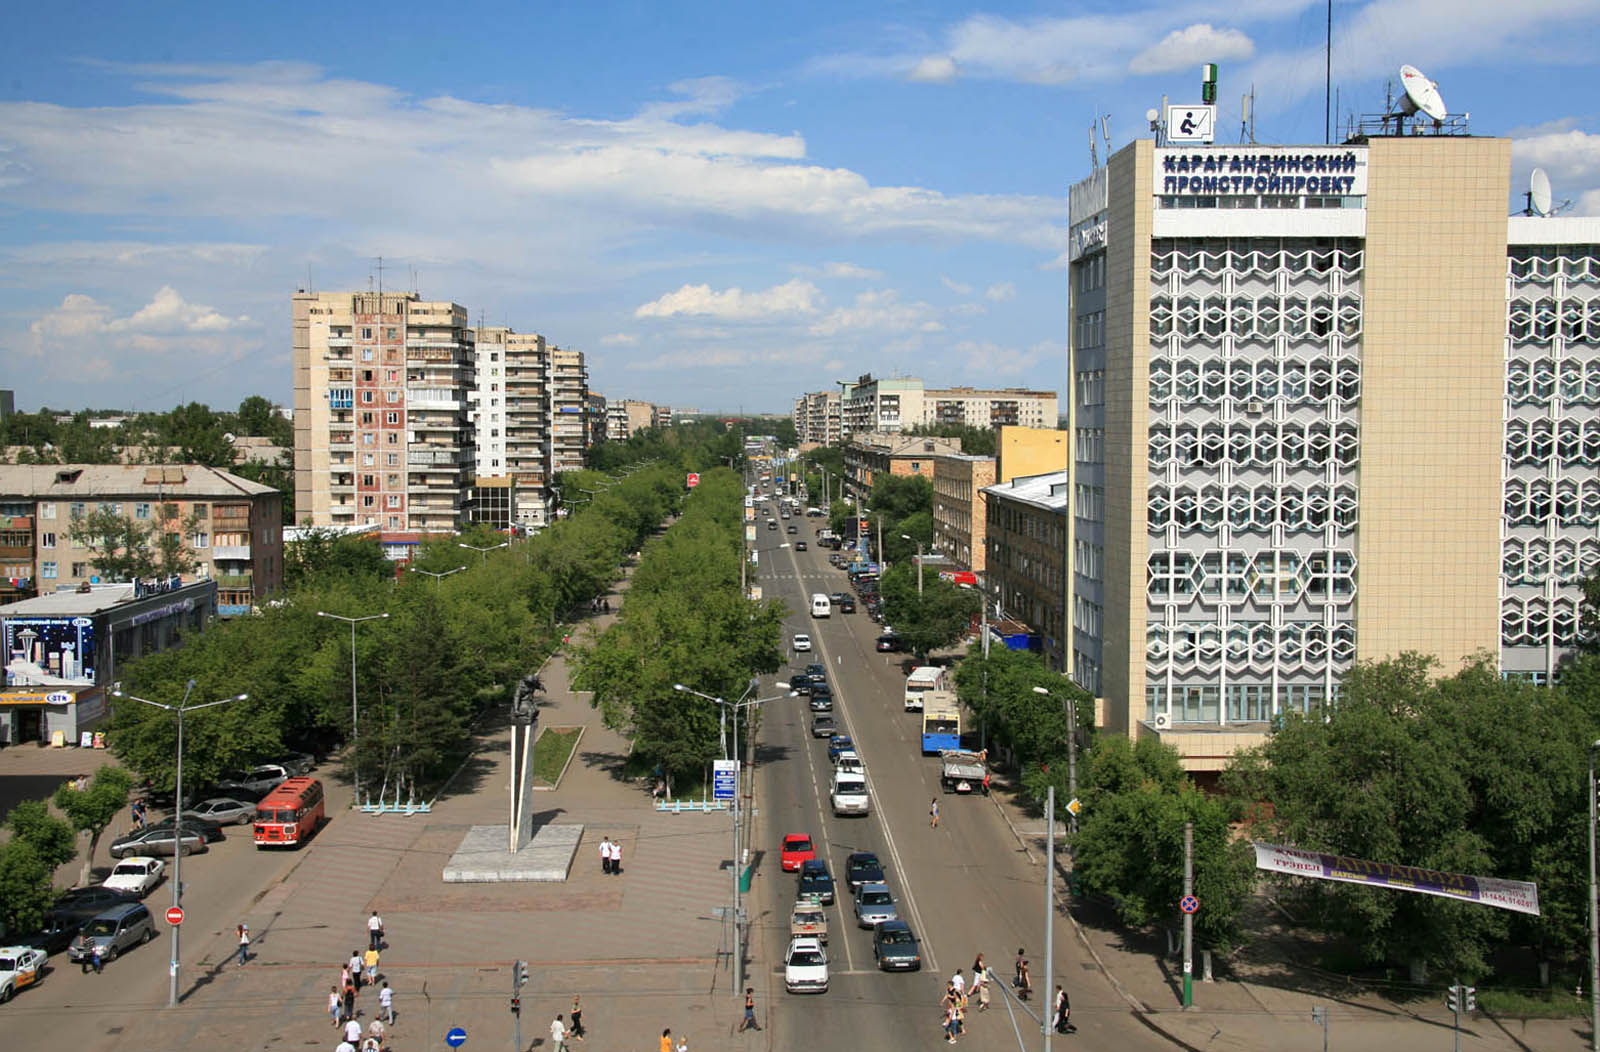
[1253,842,1540,916]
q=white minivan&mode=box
[811,593,831,618]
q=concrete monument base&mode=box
[441,822,583,883]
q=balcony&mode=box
[407,394,464,410]
[212,544,252,560]
[407,450,459,466]
[213,571,254,589]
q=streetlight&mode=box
[408,565,466,590]
[317,610,390,806]
[673,681,798,999]
[1589,738,1600,1050]
[110,680,248,1007]
[1033,684,1078,833]
[901,533,925,595]
[458,541,508,564]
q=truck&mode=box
[830,771,870,816]
[903,665,949,711]
[940,749,988,795]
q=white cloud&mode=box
[810,289,939,336]
[1129,24,1255,75]
[635,278,822,320]
[600,332,638,346]
[25,286,255,384]
[985,282,1016,302]
[941,276,973,295]
[820,261,884,280]
[1513,127,1600,215]
[908,55,959,83]
[954,338,1064,377]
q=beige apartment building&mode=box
[841,433,963,503]
[0,464,282,615]
[932,455,995,572]
[1063,127,1583,772]
[470,327,551,530]
[840,375,1057,436]
[293,291,476,551]
[984,471,1070,671]
[606,399,658,442]
[793,390,842,446]
[549,347,589,474]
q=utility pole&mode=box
[511,960,526,1052]
[1183,821,1194,1007]
[1043,785,1056,1052]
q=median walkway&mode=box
[97,529,770,1052]
[982,772,1587,1052]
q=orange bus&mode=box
[253,777,325,848]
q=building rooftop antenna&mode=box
[1523,168,1571,217]
[1101,114,1112,163]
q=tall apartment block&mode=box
[793,390,842,446]
[548,347,589,474]
[1065,127,1600,772]
[293,291,476,548]
[471,327,551,529]
[585,393,608,446]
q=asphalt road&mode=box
[749,512,1171,1052]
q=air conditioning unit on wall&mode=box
[1152,711,1172,730]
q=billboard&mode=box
[1253,842,1539,916]
[4,617,97,687]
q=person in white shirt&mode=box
[550,1012,569,1052]
[367,911,384,951]
[347,950,364,990]
[336,1042,356,1052]
[344,1018,363,1044]
[379,981,394,1024]
[951,970,965,997]
[599,837,612,875]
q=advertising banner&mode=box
[4,617,97,687]
[1253,842,1539,916]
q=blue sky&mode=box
[3,0,1597,415]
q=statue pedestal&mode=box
[442,822,583,883]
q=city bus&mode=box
[903,665,949,711]
[921,694,962,755]
[253,777,325,848]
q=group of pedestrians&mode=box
[588,596,611,613]
[547,996,588,1051]
[937,950,1070,1041]
[328,913,394,1051]
[598,835,624,874]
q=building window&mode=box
[69,503,86,520]
[98,502,118,516]
[363,454,375,466]
[192,503,208,519]
[387,495,401,508]
[362,391,375,403]
[190,532,210,548]
[361,348,374,361]
[386,453,399,466]
[361,327,373,339]
[71,561,87,577]
[40,531,55,548]
[362,496,376,508]
[41,561,57,579]
[386,412,400,424]
[386,390,399,403]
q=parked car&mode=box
[790,901,829,943]
[100,857,164,898]
[68,903,155,966]
[274,752,317,776]
[810,715,836,738]
[872,919,922,970]
[784,936,829,994]
[0,945,48,1002]
[781,834,816,872]
[792,633,812,653]
[213,764,292,800]
[144,816,225,843]
[20,914,84,955]
[51,886,141,922]
[854,882,898,929]
[845,851,886,890]
[795,540,808,551]
[875,633,903,652]
[797,860,836,905]
[107,826,208,859]
[827,734,854,763]
[186,797,257,826]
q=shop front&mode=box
[0,687,105,746]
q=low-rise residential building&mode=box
[984,471,1070,672]
[839,375,1057,436]
[841,433,964,503]
[1,577,218,745]
[0,464,282,616]
[932,455,995,573]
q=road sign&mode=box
[445,1026,468,1047]
[1180,895,1199,914]
[1066,797,1082,816]
[686,472,701,488]
[713,759,738,801]
[165,906,184,925]
[1165,103,1216,143]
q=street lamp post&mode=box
[110,681,248,1007]
[1034,685,1078,834]
[673,682,798,999]
[901,534,925,595]
[408,565,466,591]
[458,541,508,564]
[317,610,390,806]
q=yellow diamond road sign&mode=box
[1066,797,1082,816]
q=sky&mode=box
[3,1,1598,416]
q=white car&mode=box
[101,857,165,898]
[0,945,46,1003]
[793,634,812,653]
[835,751,864,776]
[784,936,829,994]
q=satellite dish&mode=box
[1146,107,1159,123]
[1398,64,1447,121]
[1529,168,1552,216]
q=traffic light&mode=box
[1464,987,1477,1013]
[1447,985,1460,1013]
[512,960,526,988]
[511,996,521,1016]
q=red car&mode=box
[781,834,816,872]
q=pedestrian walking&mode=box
[930,797,940,828]
[676,1036,689,1052]
[361,1039,380,1052]
[363,946,379,985]
[1017,959,1032,1001]
[951,969,965,999]
[1014,948,1025,988]
[660,1028,673,1052]
[943,1002,959,1043]
[345,1018,364,1046]
[739,986,763,1032]
[570,994,586,1041]
[335,1041,356,1052]
[1054,985,1075,1034]
[236,922,249,966]
[329,986,343,1025]
[379,981,394,1024]
[349,949,365,989]
[340,963,352,996]
[342,978,357,1021]
[612,840,622,874]
[368,911,385,950]
[971,952,986,984]
[550,1012,569,1052]
[599,836,613,875]
[977,979,991,1012]
[367,1019,386,1045]
[90,942,106,974]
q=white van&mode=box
[830,772,870,816]
[904,665,949,711]
[811,593,831,618]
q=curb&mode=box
[532,725,585,791]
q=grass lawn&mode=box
[532,727,582,786]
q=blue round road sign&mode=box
[1180,895,1199,914]
[445,1027,468,1048]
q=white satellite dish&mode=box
[1398,64,1447,121]
[1529,168,1553,216]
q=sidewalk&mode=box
[981,773,1587,1052]
[94,530,769,1052]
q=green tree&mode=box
[6,799,77,870]
[159,402,236,466]
[869,473,933,523]
[878,565,980,660]
[231,395,292,445]
[54,767,134,885]
[284,527,391,586]
[905,422,996,456]
[0,840,56,937]
[953,646,1092,777]
[1074,735,1255,952]
[68,504,202,581]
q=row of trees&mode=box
[572,466,786,781]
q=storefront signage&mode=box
[3,618,97,687]
[1157,147,1367,199]
[2,690,77,705]
[129,596,195,627]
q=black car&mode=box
[838,596,856,613]
[51,886,143,923]
[872,920,922,971]
[789,672,813,695]
[143,816,226,843]
[876,633,903,652]
[797,860,836,905]
[795,540,808,551]
[20,913,83,954]
[808,685,834,713]
[846,851,887,890]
